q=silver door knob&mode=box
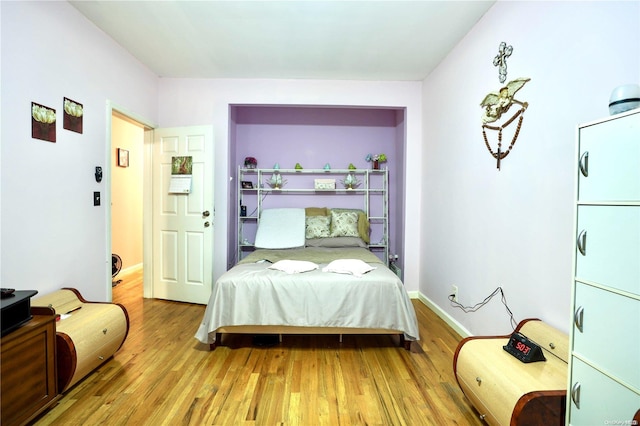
[204,221,210,227]
[203,210,210,217]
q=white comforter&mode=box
[194,248,419,344]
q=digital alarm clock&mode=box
[503,332,546,363]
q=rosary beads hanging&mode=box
[481,104,527,170]
[479,42,531,170]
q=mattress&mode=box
[194,247,419,344]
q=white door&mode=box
[152,126,214,304]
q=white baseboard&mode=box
[119,263,143,276]
[408,291,471,339]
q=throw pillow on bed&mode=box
[329,208,370,243]
[329,210,359,237]
[322,259,376,277]
[305,215,331,239]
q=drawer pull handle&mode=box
[103,328,108,334]
[571,382,581,409]
[98,355,104,360]
[574,306,584,332]
[476,377,482,385]
[577,229,587,256]
[549,342,556,350]
[578,151,589,177]
[479,414,486,420]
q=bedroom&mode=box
[1,1,638,424]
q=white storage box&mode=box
[314,178,336,190]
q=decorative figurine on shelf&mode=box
[273,163,280,170]
[295,163,303,170]
[341,173,361,190]
[348,163,357,170]
[244,156,257,169]
[366,153,387,170]
[324,163,331,171]
[266,172,286,189]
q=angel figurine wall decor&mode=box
[480,77,531,170]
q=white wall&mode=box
[420,1,640,336]
[157,79,423,291]
[111,116,144,272]
[1,1,158,301]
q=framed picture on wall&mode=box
[117,148,129,167]
[241,181,254,189]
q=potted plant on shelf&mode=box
[244,156,257,169]
[366,153,387,170]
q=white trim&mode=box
[142,129,154,299]
[106,100,157,301]
[119,263,143,277]
[409,291,472,339]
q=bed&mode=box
[194,207,420,350]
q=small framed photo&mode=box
[241,181,254,189]
[117,148,129,167]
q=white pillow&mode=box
[268,260,319,274]
[322,259,376,278]
[255,208,306,249]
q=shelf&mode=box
[240,168,386,173]
[256,189,384,193]
[237,167,389,264]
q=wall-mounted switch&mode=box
[95,166,103,182]
[93,191,101,206]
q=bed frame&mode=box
[210,326,412,350]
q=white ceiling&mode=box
[69,1,494,81]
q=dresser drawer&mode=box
[33,288,129,392]
[578,111,640,202]
[575,205,640,295]
[57,304,128,388]
[572,283,640,389]
[456,339,506,425]
[569,357,640,425]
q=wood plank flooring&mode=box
[33,268,482,425]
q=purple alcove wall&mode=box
[229,105,406,269]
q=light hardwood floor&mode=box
[34,268,482,425]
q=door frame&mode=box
[106,100,157,300]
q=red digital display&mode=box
[503,331,546,363]
[515,341,531,355]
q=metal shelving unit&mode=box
[237,167,388,263]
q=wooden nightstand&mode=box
[453,319,568,425]
[1,306,60,426]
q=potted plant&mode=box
[244,156,257,169]
[366,153,387,170]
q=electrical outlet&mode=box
[451,285,458,301]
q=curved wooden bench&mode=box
[33,288,129,392]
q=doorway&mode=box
[108,107,154,300]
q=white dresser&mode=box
[567,109,640,424]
